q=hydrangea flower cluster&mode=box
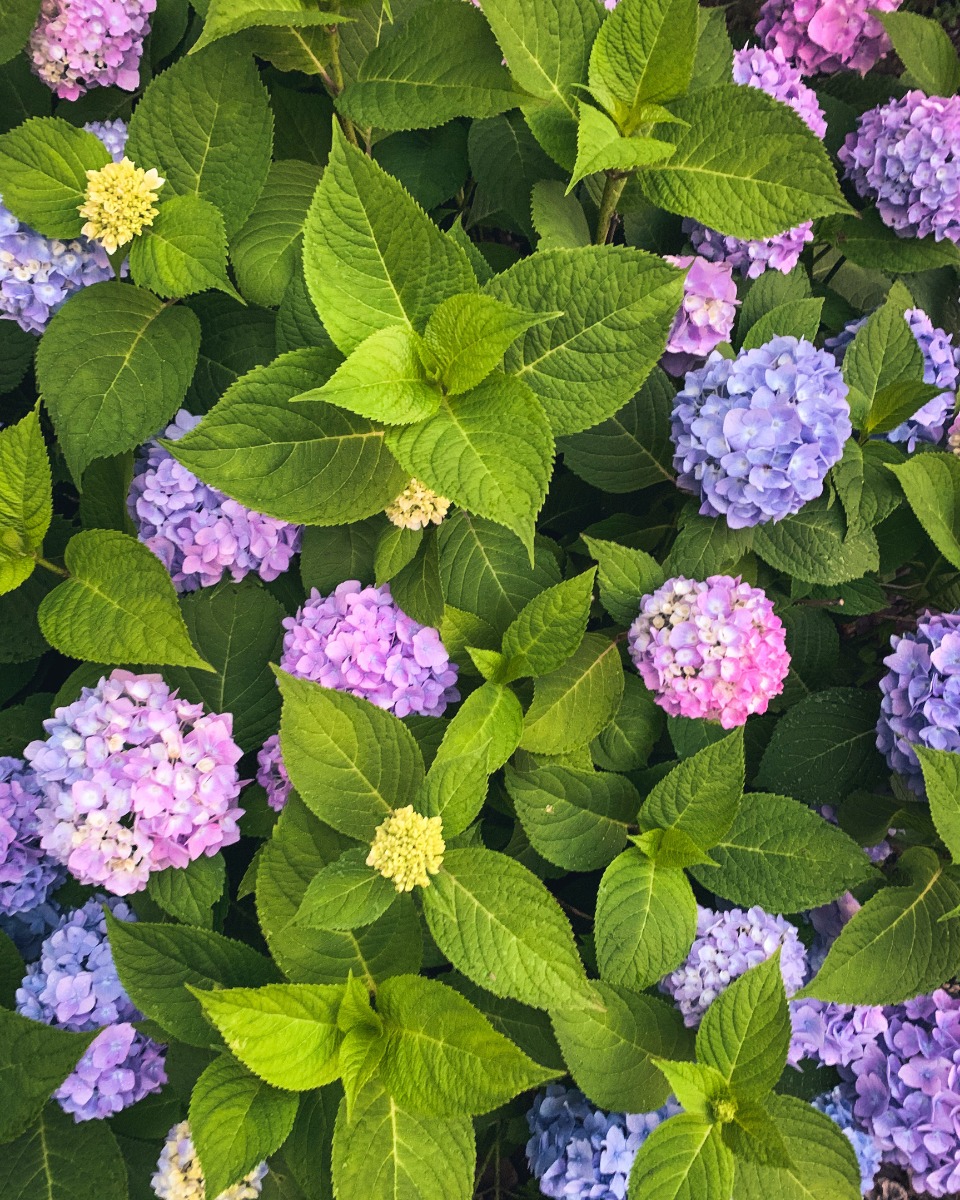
[0,121,126,335]
[876,611,960,794]
[367,806,445,891]
[756,0,901,76]
[791,997,886,1068]
[153,1121,267,1200]
[16,898,167,1121]
[0,899,62,959]
[525,1085,682,1200]
[672,336,851,528]
[684,47,826,278]
[281,581,459,718]
[660,904,807,1027]
[78,156,163,254]
[384,478,452,530]
[660,255,739,376]
[840,92,960,244]
[0,756,63,916]
[811,1087,882,1194]
[24,669,244,894]
[628,575,790,728]
[128,410,303,593]
[28,0,155,99]
[255,735,290,812]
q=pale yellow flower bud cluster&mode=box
[384,478,451,531]
[366,805,445,892]
[78,157,164,254]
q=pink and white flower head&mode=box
[628,575,790,728]
[24,670,244,895]
[757,0,902,77]
[661,255,739,377]
[28,0,156,100]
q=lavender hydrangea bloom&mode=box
[684,47,825,278]
[660,255,739,376]
[671,336,851,528]
[840,92,960,245]
[661,905,808,1027]
[757,0,901,76]
[83,119,129,163]
[526,1085,682,1200]
[0,899,62,959]
[255,734,290,812]
[812,1087,882,1194]
[24,669,244,895]
[128,410,302,593]
[281,581,459,718]
[0,757,64,916]
[790,998,887,1068]
[28,0,156,99]
[876,611,960,795]
[16,898,167,1121]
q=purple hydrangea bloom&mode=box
[83,119,129,163]
[526,1085,682,1200]
[791,998,887,1068]
[16,897,167,1122]
[806,890,861,975]
[256,734,290,813]
[128,410,302,593]
[0,899,62,960]
[756,0,901,76]
[671,336,851,528]
[684,48,825,278]
[0,757,64,916]
[840,92,960,245]
[24,669,244,895]
[660,255,739,377]
[281,581,459,718]
[812,1087,882,1194]
[28,0,155,99]
[876,611,960,795]
[660,905,808,1028]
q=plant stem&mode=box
[595,173,628,245]
[325,8,360,148]
[34,554,68,578]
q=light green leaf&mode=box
[130,194,239,300]
[415,752,489,837]
[0,0,41,68]
[147,853,226,929]
[375,525,423,586]
[422,846,591,1010]
[877,9,960,96]
[654,1060,730,1116]
[638,86,851,238]
[36,282,201,483]
[595,850,697,990]
[500,568,595,682]
[740,297,823,351]
[191,0,350,53]
[485,246,684,436]
[867,380,942,438]
[629,1115,735,1200]
[723,1100,793,1167]
[37,529,213,671]
[0,1010,97,1143]
[0,117,108,238]
[531,180,591,250]
[277,670,424,839]
[591,674,664,772]
[842,280,923,428]
[888,451,960,571]
[664,510,752,579]
[390,531,444,626]
[638,729,744,849]
[0,1105,127,1200]
[581,534,664,625]
[297,848,398,931]
[0,408,51,596]
[570,103,675,188]
[520,632,624,755]
[190,1054,299,1199]
[423,293,550,397]
[386,374,554,555]
[126,43,273,237]
[918,746,960,865]
[433,681,523,774]
[633,826,718,870]
[690,5,733,90]
[304,125,476,355]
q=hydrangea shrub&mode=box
[2,0,960,1198]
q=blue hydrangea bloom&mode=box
[671,337,851,528]
[526,1085,682,1200]
[0,898,61,959]
[83,119,129,163]
[812,1087,882,1195]
[0,756,64,916]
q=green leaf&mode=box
[191,983,345,1089]
[505,763,637,871]
[550,982,692,1113]
[390,531,444,627]
[0,1105,127,1200]
[191,0,350,53]
[638,730,744,849]
[581,535,664,625]
[520,632,625,755]
[595,850,697,990]
[740,297,823,351]
[696,955,789,1098]
[841,280,923,427]
[918,747,960,864]
[835,205,960,274]
[386,374,554,555]
[433,681,523,774]
[0,0,41,68]
[867,379,942,438]
[423,293,550,397]
[888,451,960,571]
[665,511,752,578]
[377,974,555,1116]
[337,0,521,131]
[692,793,876,911]
[531,180,591,250]
[753,492,879,586]
[131,194,239,300]
[277,670,425,839]
[570,104,675,188]
[0,117,108,238]
[37,529,213,671]
[331,1080,475,1200]
[0,1010,97,1143]
[690,5,733,90]
[654,1060,730,1116]
[147,854,226,929]
[414,752,489,839]
[375,525,422,586]
[169,348,408,527]
[374,125,470,212]
[468,109,567,235]
[638,86,851,238]
[36,282,201,483]
[485,246,684,436]
[127,43,273,237]
[591,674,664,772]
[500,568,594,682]
[190,1054,299,1199]
[297,848,398,931]
[722,1100,792,1167]
[304,125,476,356]
[0,408,51,596]
[877,9,960,96]
[421,846,590,1010]
[106,913,281,1047]
[629,1115,735,1200]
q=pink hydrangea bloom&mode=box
[757,0,902,77]
[661,255,739,376]
[28,0,156,100]
[628,575,790,728]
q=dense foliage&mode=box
[4,0,960,1197]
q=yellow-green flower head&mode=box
[366,805,445,892]
[385,478,451,531]
[78,156,164,254]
